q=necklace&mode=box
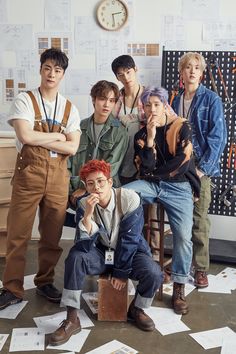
[38,88,58,132]
[123,85,140,115]
[182,93,194,120]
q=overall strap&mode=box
[27,91,42,121]
[61,100,72,131]
[115,187,123,218]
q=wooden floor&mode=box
[0,239,236,354]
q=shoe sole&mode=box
[194,281,209,288]
[0,298,22,310]
[173,308,189,315]
[127,313,155,332]
[36,289,61,303]
[49,326,81,346]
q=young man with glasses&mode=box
[49,159,163,346]
[68,80,128,207]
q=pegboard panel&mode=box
[161,50,236,217]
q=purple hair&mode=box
[141,86,169,105]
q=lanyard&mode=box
[123,85,140,115]
[38,88,58,132]
[95,191,116,247]
[182,93,194,120]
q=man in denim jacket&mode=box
[49,160,163,346]
[172,52,227,288]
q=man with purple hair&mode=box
[125,86,201,315]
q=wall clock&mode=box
[96,0,129,31]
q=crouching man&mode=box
[49,159,163,346]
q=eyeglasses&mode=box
[85,178,108,189]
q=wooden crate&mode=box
[0,172,13,203]
[0,231,7,257]
[98,274,128,321]
[0,140,17,172]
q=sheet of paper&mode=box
[0,301,28,319]
[128,279,136,295]
[24,274,36,290]
[0,0,7,22]
[0,334,9,351]
[44,0,71,31]
[0,24,33,50]
[9,328,45,352]
[161,16,186,50]
[34,309,94,334]
[198,274,232,294]
[190,327,236,350]
[221,337,236,354]
[216,267,236,290]
[82,292,98,314]
[145,306,189,336]
[182,0,219,20]
[47,329,90,352]
[155,319,190,336]
[84,339,138,354]
[58,352,75,354]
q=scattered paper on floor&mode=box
[145,306,190,335]
[23,274,36,290]
[189,326,236,350]
[0,334,9,351]
[82,292,98,314]
[221,337,236,354]
[33,309,94,334]
[84,339,138,353]
[198,274,232,294]
[9,328,45,352]
[0,301,28,319]
[47,329,90,352]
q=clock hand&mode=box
[112,12,122,16]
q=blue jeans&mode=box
[124,180,194,284]
[61,245,163,310]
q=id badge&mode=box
[50,151,58,158]
[105,250,114,265]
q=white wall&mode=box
[1,0,235,240]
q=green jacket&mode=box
[69,113,129,191]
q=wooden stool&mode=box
[145,202,172,300]
[97,274,128,321]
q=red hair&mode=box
[79,159,111,182]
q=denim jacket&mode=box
[172,84,227,177]
[68,113,129,190]
[74,201,151,279]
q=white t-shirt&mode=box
[8,88,81,152]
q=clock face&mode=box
[97,0,128,31]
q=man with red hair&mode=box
[50,159,163,346]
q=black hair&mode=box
[111,55,136,76]
[90,80,120,103]
[40,48,69,72]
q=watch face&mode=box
[97,0,128,31]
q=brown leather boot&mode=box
[49,307,81,346]
[172,282,189,315]
[128,299,155,331]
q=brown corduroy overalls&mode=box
[3,91,72,298]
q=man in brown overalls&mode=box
[0,48,81,310]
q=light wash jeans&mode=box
[124,180,194,284]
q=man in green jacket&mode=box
[69,80,129,206]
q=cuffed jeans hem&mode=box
[171,273,189,284]
[60,288,81,309]
[134,293,153,309]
